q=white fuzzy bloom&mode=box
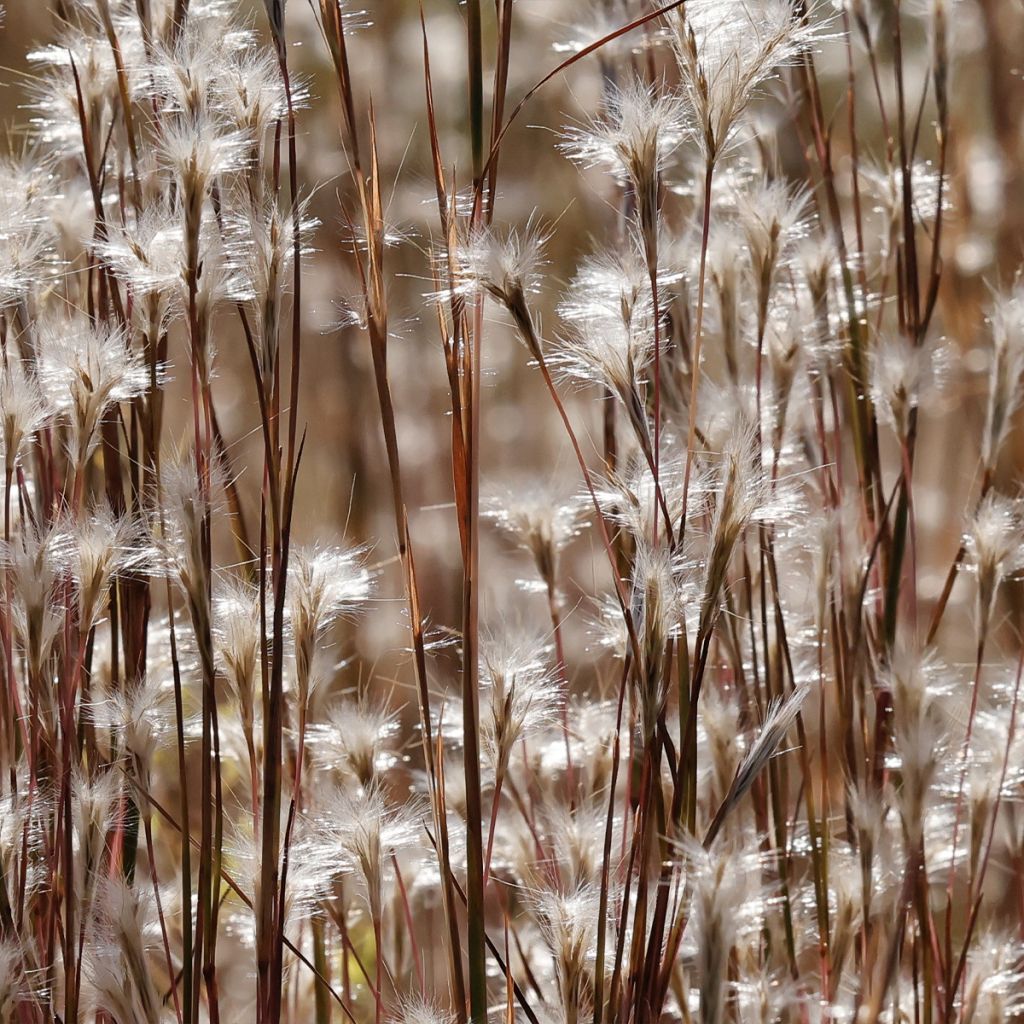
[2,523,66,680]
[630,541,685,737]
[96,675,173,796]
[289,545,372,642]
[309,697,402,786]
[289,544,372,707]
[705,682,811,846]
[0,940,28,1019]
[561,77,687,248]
[35,313,150,463]
[554,311,657,457]
[737,177,812,328]
[686,843,769,1024]
[673,0,829,161]
[870,333,947,438]
[84,879,163,1024]
[480,632,563,778]
[28,24,130,154]
[554,0,661,60]
[598,448,708,546]
[0,159,55,304]
[214,580,264,698]
[451,222,548,306]
[159,115,250,193]
[699,426,771,635]
[218,47,291,140]
[0,357,48,480]
[860,159,951,233]
[529,883,608,1024]
[884,645,953,844]
[315,783,423,919]
[98,208,184,299]
[388,999,458,1024]
[483,483,587,592]
[961,933,1024,1022]
[965,492,1024,635]
[71,769,123,896]
[983,286,1024,471]
[560,77,687,187]
[51,506,155,629]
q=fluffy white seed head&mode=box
[983,286,1024,472]
[480,631,563,779]
[316,782,423,919]
[289,544,372,704]
[884,645,953,844]
[560,77,687,201]
[965,492,1024,636]
[673,1,828,161]
[483,483,587,593]
[52,506,154,630]
[699,426,770,636]
[84,878,162,1024]
[35,312,150,465]
[0,357,48,480]
[309,696,402,787]
[388,999,458,1024]
[529,883,607,1024]
[870,333,947,439]
[214,578,264,726]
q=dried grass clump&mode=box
[0,0,1022,1023]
